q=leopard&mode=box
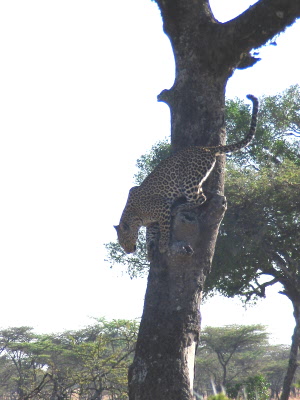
[114,94,258,257]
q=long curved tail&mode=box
[212,94,259,155]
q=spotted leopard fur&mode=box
[114,94,258,256]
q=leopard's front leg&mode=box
[146,223,160,261]
[157,215,172,254]
[151,199,172,254]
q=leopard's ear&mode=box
[129,186,139,194]
[113,225,119,232]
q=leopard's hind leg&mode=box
[172,182,206,215]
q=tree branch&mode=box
[225,0,300,53]
[23,373,51,400]
[244,277,279,300]
[272,252,295,281]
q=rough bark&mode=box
[280,298,300,400]
[128,1,300,399]
[270,254,300,400]
[129,196,226,400]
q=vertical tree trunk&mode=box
[128,36,230,400]
[129,5,231,398]
[129,193,226,400]
[280,300,300,400]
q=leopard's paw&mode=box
[169,241,194,257]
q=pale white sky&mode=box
[0,0,299,345]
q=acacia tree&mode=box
[0,320,138,399]
[207,159,300,400]
[199,86,300,400]
[199,325,268,388]
[195,341,294,399]
[125,2,300,399]
[0,327,51,400]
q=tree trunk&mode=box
[221,362,227,388]
[128,1,300,399]
[129,20,229,399]
[129,195,226,400]
[280,300,300,400]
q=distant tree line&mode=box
[0,319,138,400]
[1,321,299,400]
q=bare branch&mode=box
[225,0,300,53]
[23,373,51,400]
[245,277,279,299]
[271,252,296,282]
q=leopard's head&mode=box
[114,221,138,254]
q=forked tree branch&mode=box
[155,0,300,69]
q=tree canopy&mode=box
[198,324,268,387]
[0,319,138,400]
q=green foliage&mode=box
[260,345,290,398]
[197,325,268,389]
[208,393,231,400]
[246,375,270,400]
[69,319,138,399]
[200,324,268,352]
[226,84,300,168]
[0,319,138,399]
[295,379,300,389]
[227,375,269,400]
[194,328,295,398]
[133,138,171,185]
[0,323,297,399]
[226,382,242,399]
[105,228,149,279]
[205,157,300,299]
[0,327,47,400]
[206,88,300,302]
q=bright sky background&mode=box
[0,0,299,346]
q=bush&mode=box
[227,375,269,400]
[208,394,231,400]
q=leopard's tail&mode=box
[212,94,259,155]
